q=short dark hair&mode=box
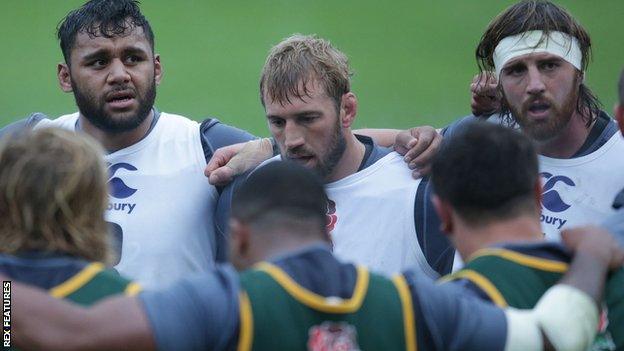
[476,0,601,127]
[57,0,155,64]
[431,122,539,225]
[232,161,328,235]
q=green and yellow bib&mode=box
[49,262,141,305]
[238,262,416,351]
[442,248,624,351]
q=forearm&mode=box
[353,128,401,147]
[559,251,608,303]
[13,281,91,350]
[12,281,154,351]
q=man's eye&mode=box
[89,59,107,68]
[126,55,142,64]
[270,119,285,128]
[300,116,317,124]
[505,66,525,76]
[541,62,559,71]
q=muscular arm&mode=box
[602,208,624,248]
[403,270,508,351]
[358,126,442,177]
[12,284,154,351]
[0,113,47,139]
[354,128,403,147]
[9,266,241,351]
[405,225,623,351]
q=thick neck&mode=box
[325,131,366,183]
[249,232,327,266]
[536,110,594,158]
[453,213,543,262]
[78,110,154,153]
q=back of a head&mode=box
[0,128,110,262]
[57,0,154,63]
[259,34,352,111]
[232,161,328,238]
[477,0,600,123]
[431,122,539,225]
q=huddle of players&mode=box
[1,0,624,350]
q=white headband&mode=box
[493,30,582,77]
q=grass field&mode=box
[1,0,622,136]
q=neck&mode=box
[537,110,594,158]
[325,131,365,183]
[454,213,543,261]
[78,110,154,152]
[251,234,327,265]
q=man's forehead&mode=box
[264,79,331,107]
[73,25,150,50]
[503,51,566,67]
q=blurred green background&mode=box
[1,0,621,136]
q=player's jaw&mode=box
[285,149,316,167]
[511,89,577,142]
[73,80,156,133]
[284,131,346,180]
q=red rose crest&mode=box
[326,199,338,233]
[307,322,360,351]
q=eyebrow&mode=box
[79,46,149,62]
[267,111,321,119]
[123,46,150,57]
[80,49,109,62]
[537,57,564,64]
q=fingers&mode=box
[560,227,585,251]
[395,126,441,178]
[204,144,243,177]
[470,72,500,116]
[407,133,442,173]
[403,126,436,163]
[208,166,235,186]
[394,131,415,156]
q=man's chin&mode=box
[89,115,147,133]
[522,123,560,142]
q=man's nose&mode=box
[284,122,305,150]
[526,66,546,95]
[107,59,131,85]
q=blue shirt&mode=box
[139,245,507,351]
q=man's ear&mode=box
[614,103,624,135]
[57,63,73,93]
[432,195,453,235]
[229,219,251,270]
[154,54,163,85]
[340,92,358,128]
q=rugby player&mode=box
[0,0,440,288]
[0,0,257,289]
[217,34,454,277]
[430,122,623,350]
[0,128,140,304]
[5,161,621,351]
[445,0,624,241]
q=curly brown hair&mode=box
[0,128,110,263]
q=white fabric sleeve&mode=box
[504,284,599,351]
[533,284,599,351]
